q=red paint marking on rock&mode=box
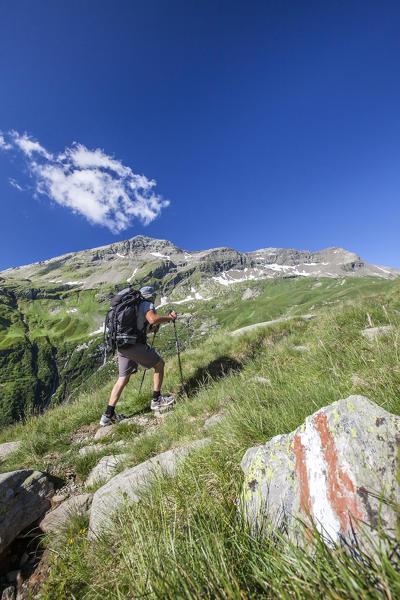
[314,412,363,532]
[294,434,312,516]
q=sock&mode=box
[153,390,161,400]
[105,405,115,417]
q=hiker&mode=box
[100,286,177,426]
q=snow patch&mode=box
[127,267,138,283]
[376,266,390,274]
[171,290,212,304]
[115,253,125,258]
[49,279,84,285]
[173,295,195,304]
[150,251,170,260]
[212,271,271,286]
[266,263,302,272]
[156,296,169,308]
[191,286,206,300]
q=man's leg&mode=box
[150,359,174,409]
[100,375,131,425]
[153,359,164,393]
[109,375,131,407]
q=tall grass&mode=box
[32,292,400,599]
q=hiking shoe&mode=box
[150,395,175,411]
[99,413,127,427]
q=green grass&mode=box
[1,273,398,426]
[1,283,400,598]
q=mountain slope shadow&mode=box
[183,355,242,396]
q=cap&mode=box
[140,286,157,300]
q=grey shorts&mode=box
[117,343,162,377]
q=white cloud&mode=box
[0,131,169,232]
[9,178,23,191]
[0,133,11,150]
[10,131,53,159]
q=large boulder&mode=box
[89,439,209,536]
[240,396,400,550]
[0,470,54,553]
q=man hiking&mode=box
[100,286,177,426]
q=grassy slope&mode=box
[0,277,400,598]
[1,274,388,427]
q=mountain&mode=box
[0,235,399,428]
[3,236,399,294]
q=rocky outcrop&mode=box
[0,442,21,461]
[240,396,400,551]
[231,314,315,337]
[39,494,93,533]
[0,470,54,554]
[361,326,393,340]
[242,288,261,301]
[85,454,127,487]
[89,439,209,536]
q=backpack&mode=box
[103,287,148,358]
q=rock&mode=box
[242,288,261,301]
[39,494,93,533]
[86,455,127,487]
[240,395,400,552]
[94,426,114,441]
[0,470,54,554]
[121,416,152,428]
[293,345,309,351]
[50,494,67,507]
[248,376,271,385]
[361,326,393,340]
[231,314,316,337]
[115,440,128,448]
[1,586,15,600]
[203,413,224,432]
[89,439,210,536]
[0,442,21,462]
[78,445,98,456]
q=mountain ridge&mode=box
[2,236,399,292]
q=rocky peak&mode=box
[1,237,398,291]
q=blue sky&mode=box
[1,0,399,270]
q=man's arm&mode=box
[145,310,177,326]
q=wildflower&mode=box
[69,538,73,545]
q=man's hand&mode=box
[169,311,177,322]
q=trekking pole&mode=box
[138,331,157,396]
[171,317,186,397]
